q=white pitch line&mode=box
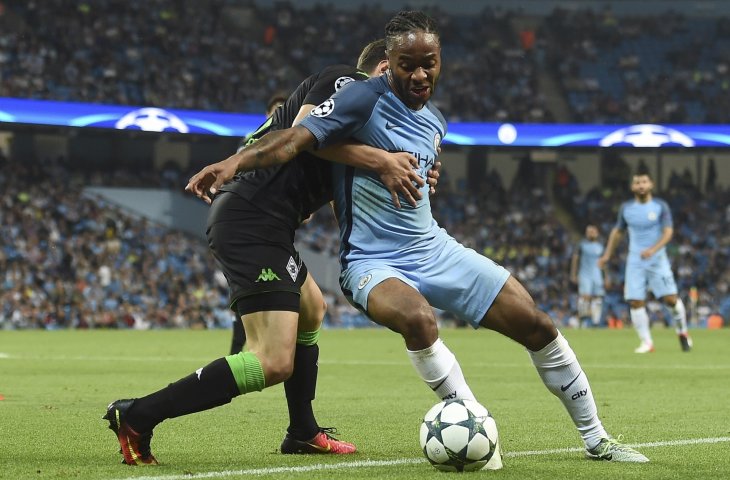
[113,436,730,480]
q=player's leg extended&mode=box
[625,259,654,352]
[280,273,356,454]
[362,275,476,402]
[648,255,692,351]
[104,309,297,465]
[480,276,647,461]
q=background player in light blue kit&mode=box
[570,225,606,327]
[599,172,692,353]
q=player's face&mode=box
[585,226,598,240]
[387,31,441,110]
[631,174,653,198]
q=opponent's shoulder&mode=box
[318,64,369,84]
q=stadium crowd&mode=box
[0,153,232,330]
[3,2,730,123]
[1,150,728,330]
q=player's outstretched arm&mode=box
[186,126,316,203]
[315,142,424,209]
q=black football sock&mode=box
[284,342,320,440]
[230,319,246,354]
[127,358,240,433]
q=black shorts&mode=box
[206,192,307,315]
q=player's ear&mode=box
[376,60,389,76]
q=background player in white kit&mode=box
[570,225,605,327]
[599,172,692,353]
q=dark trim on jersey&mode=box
[339,166,356,270]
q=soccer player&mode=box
[103,40,431,465]
[570,225,605,327]
[598,172,692,353]
[188,10,649,464]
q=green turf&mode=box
[1,327,728,479]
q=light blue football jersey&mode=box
[615,198,673,256]
[577,240,603,277]
[299,75,446,268]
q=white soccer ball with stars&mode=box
[420,399,500,472]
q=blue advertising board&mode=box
[2,97,729,147]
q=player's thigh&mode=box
[298,272,326,333]
[647,255,678,299]
[623,258,648,301]
[242,310,299,386]
[479,276,558,351]
[419,238,510,328]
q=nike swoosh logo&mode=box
[385,122,400,130]
[307,442,331,452]
[560,371,583,392]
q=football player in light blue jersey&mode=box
[189,10,647,464]
[570,225,606,327]
[599,172,692,353]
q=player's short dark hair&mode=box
[357,38,387,73]
[634,169,652,179]
[384,10,440,52]
[266,92,287,114]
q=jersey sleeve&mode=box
[302,67,368,108]
[298,81,380,149]
[615,202,627,230]
[657,199,673,228]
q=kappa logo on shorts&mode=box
[311,99,335,117]
[334,76,355,91]
[286,256,300,282]
[256,268,281,282]
[358,274,372,290]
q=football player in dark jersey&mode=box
[103,39,435,465]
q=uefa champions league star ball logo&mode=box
[599,124,694,147]
[334,76,355,91]
[115,108,190,133]
[311,99,335,118]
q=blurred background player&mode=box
[599,172,692,353]
[570,225,605,327]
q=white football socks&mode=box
[670,298,688,334]
[528,332,607,450]
[407,338,476,402]
[630,307,653,345]
[590,297,603,326]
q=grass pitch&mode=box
[1,327,728,479]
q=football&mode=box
[419,399,501,472]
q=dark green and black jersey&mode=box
[219,65,368,229]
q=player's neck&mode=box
[634,193,652,203]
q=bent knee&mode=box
[398,305,438,348]
[522,307,557,351]
[259,355,294,386]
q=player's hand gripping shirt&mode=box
[298,75,447,268]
